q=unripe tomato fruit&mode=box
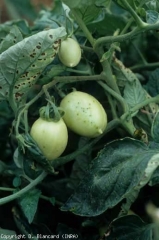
[58,38,81,67]
[60,91,107,138]
[30,118,68,160]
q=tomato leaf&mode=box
[69,137,92,189]
[0,27,66,103]
[18,188,41,224]
[0,25,23,53]
[151,111,159,142]
[144,68,159,97]
[113,58,138,86]
[107,215,153,240]
[123,80,146,109]
[146,10,159,24]
[61,138,159,216]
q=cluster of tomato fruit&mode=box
[30,38,107,161]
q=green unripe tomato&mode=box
[58,38,81,67]
[30,118,68,160]
[60,91,107,138]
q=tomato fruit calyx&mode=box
[39,99,64,122]
[58,37,81,67]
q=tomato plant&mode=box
[1,0,159,239]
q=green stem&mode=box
[0,171,47,205]
[130,62,159,71]
[95,20,159,49]
[107,94,118,118]
[66,68,91,75]
[121,95,159,121]
[71,7,120,94]
[121,0,147,28]
[133,41,147,64]
[98,81,128,114]
[99,52,121,94]
[71,9,95,46]
[0,187,15,192]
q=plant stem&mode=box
[130,62,159,71]
[121,95,159,121]
[98,81,128,114]
[0,187,15,191]
[71,9,95,46]
[94,20,159,50]
[0,171,47,205]
[132,41,147,64]
[71,8,121,94]
[121,0,147,28]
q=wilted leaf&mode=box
[18,188,41,223]
[61,138,159,216]
[107,215,153,240]
[0,27,66,103]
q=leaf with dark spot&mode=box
[0,27,66,103]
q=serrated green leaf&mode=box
[61,138,159,216]
[123,80,146,109]
[18,188,41,224]
[73,5,102,25]
[146,10,159,24]
[0,27,66,103]
[107,215,153,240]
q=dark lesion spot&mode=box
[36,45,41,49]
[49,35,53,39]
[30,54,35,58]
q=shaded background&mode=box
[0,0,53,23]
